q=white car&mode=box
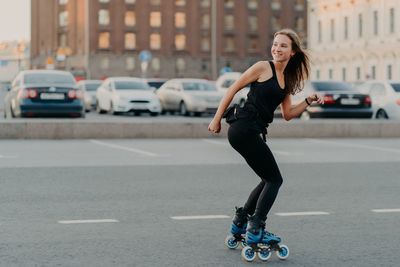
[77,80,102,112]
[96,77,161,116]
[157,78,223,116]
[355,80,400,119]
[215,72,249,106]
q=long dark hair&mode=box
[274,29,310,95]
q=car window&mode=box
[390,83,400,92]
[354,83,370,94]
[182,82,216,91]
[221,79,236,88]
[148,81,165,89]
[311,81,353,91]
[114,81,150,90]
[24,73,75,84]
[85,83,101,91]
[370,83,386,96]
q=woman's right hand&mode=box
[208,118,221,134]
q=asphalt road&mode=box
[0,138,400,266]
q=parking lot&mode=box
[0,138,399,266]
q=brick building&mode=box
[31,0,307,79]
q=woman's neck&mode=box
[272,60,288,75]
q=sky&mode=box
[0,0,30,42]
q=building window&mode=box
[271,0,281,10]
[387,65,392,80]
[175,12,186,28]
[318,20,322,43]
[175,0,186,6]
[224,0,234,9]
[356,67,361,81]
[248,16,258,32]
[344,16,348,40]
[58,33,67,47]
[200,0,210,8]
[295,0,304,11]
[125,0,136,4]
[152,57,161,71]
[125,11,136,27]
[201,37,210,51]
[150,0,160,5]
[101,57,110,69]
[330,19,335,41]
[126,57,135,70]
[98,32,110,49]
[247,0,258,10]
[225,37,235,52]
[271,16,281,32]
[329,69,333,80]
[373,10,378,36]
[150,33,161,50]
[358,14,363,37]
[295,17,304,32]
[150,12,162,28]
[59,11,68,27]
[99,9,110,26]
[176,58,185,72]
[342,68,346,81]
[175,34,186,50]
[224,15,235,31]
[390,8,395,34]
[316,69,320,80]
[99,0,110,3]
[125,33,136,50]
[248,37,258,52]
[59,0,68,5]
[201,14,210,29]
[371,66,376,79]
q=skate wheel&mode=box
[276,244,289,260]
[224,235,239,249]
[241,246,256,262]
[240,239,247,248]
[257,245,272,261]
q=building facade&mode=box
[31,0,307,80]
[308,0,400,82]
[0,41,30,82]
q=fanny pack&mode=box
[222,104,240,124]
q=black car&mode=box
[4,70,85,118]
[298,81,373,119]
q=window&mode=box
[59,0,68,4]
[99,0,110,3]
[248,37,258,51]
[125,33,136,50]
[126,57,135,70]
[295,0,304,11]
[101,57,110,69]
[150,34,161,50]
[200,0,210,8]
[58,33,67,47]
[175,12,186,28]
[329,69,333,80]
[59,11,68,27]
[201,14,210,29]
[125,11,136,27]
[371,66,376,79]
[318,20,322,43]
[316,70,320,80]
[358,14,363,37]
[247,0,258,10]
[225,15,234,31]
[125,0,136,3]
[176,58,185,72]
[344,16,348,40]
[271,16,281,32]
[150,0,160,5]
[176,0,186,6]
[152,57,161,71]
[356,67,361,81]
[225,37,235,52]
[175,34,186,50]
[98,32,110,49]
[99,9,110,25]
[342,68,346,81]
[201,37,210,51]
[150,12,161,27]
[390,8,395,34]
[295,17,304,32]
[330,19,335,41]
[224,0,234,9]
[248,16,258,32]
[271,0,281,10]
[387,65,392,80]
[373,11,378,36]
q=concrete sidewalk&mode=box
[0,119,399,139]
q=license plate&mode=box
[132,103,147,109]
[341,98,360,105]
[40,93,65,100]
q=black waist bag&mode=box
[222,104,240,124]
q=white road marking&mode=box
[0,155,17,159]
[89,140,160,157]
[371,209,400,213]
[58,219,119,224]
[305,138,400,154]
[275,211,330,216]
[171,215,230,220]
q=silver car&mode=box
[77,80,102,112]
[157,79,223,116]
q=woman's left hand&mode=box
[307,94,324,104]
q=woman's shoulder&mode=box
[251,61,273,81]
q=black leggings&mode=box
[228,124,283,221]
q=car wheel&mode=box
[376,109,388,119]
[300,111,310,120]
[150,112,159,117]
[179,101,189,116]
[96,102,106,114]
[194,112,202,117]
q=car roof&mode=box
[77,80,102,84]
[167,78,212,83]
[106,77,146,82]
[20,70,73,75]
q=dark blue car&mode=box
[4,70,85,118]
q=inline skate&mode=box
[224,207,248,249]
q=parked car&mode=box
[96,77,161,116]
[215,72,249,107]
[3,70,85,118]
[157,78,223,116]
[145,78,168,90]
[77,80,102,112]
[354,80,400,119]
[295,81,373,119]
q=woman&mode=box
[208,29,323,250]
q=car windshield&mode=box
[312,81,353,91]
[182,82,216,91]
[148,81,165,89]
[25,73,75,84]
[390,83,400,92]
[85,83,101,91]
[114,81,150,90]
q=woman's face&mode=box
[271,34,295,63]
